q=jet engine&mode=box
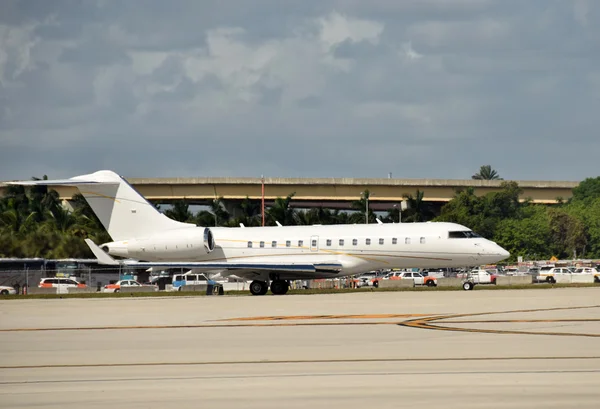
[203,227,215,253]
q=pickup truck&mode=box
[373,271,437,287]
[467,270,497,284]
[461,269,497,290]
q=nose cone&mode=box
[480,241,510,263]
[489,244,510,262]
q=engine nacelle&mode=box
[104,227,217,260]
[203,227,215,253]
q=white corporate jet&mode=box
[8,170,509,295]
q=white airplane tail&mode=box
[8,170,195,241]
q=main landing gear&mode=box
[249,280,289,296]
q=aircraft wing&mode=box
[85,239,343,275]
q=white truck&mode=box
[461,269,497,290]
[375,271,437,287]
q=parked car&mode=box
[0,285,17,295]
[572,267,600,283]
[39,277,87,294]
[535,267,573,283]
[103,280,158,293]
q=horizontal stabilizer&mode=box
[85,239,119,265]
[8,179,113,186]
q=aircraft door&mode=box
[310,236,319,252]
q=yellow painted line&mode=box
[401,305,600,338]
[3,356,600,370]
[217,313,436,322]
[0,321,409,332]
[445,319,600,324]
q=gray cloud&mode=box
[1,0,599,183]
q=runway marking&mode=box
[1,305,598,337]
[401,305,600,338]
[3,356,600,370]
[216,313,434,321]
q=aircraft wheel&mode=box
[270,280,289,295]
[250,280,268,296]
[462,281,474,291]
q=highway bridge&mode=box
[0,176,579,210]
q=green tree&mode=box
[472,165,503,180]
[571,177,600,203]
[266,194,297,226]
[165,199,193,222]
[401,190,435,222]
[493,206,552,261]
[350,190,375,224]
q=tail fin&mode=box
[8,170,195,241]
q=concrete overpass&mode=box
[0,176,579,210]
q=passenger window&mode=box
[352,239,358,246]
[260,241,265,248]
[247,241,253,248]
[379,238,384,245]
[286,240,291,247]
[298,240,304,247]
[405,238,411,244]
[326,239,332,246]
[312,239,317,247]
[339,239,344,246]
[420,237,426,244]
[392,238,397,245]
[272,241,277,248]
[366,238,371,245]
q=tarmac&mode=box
[1,288,600,408]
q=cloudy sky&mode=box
[0,0,598,182]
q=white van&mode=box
[172,273,213,291]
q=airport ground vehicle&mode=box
[103,280,157,293]
[461,269,497,290]
[39,278,87,294]
[171,273,221,291]
[373,271,437,287]
[0,285,16,295]
[467,269,497,284]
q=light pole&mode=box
[394,201,407,223]
[360,191,370,224]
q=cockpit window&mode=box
[448,231,481,239]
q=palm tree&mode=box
[266,193,297,226]
[165,199,193,222]
[401,190,435,222]
[350,190,375,224]
[472,165,503,180]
